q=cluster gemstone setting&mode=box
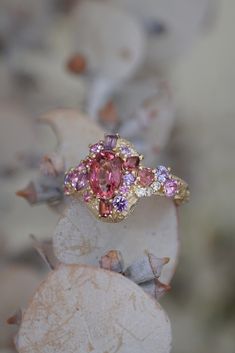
[64,134,183,222]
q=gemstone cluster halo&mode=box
[64,134,189,223]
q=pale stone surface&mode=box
[15,264,172,353]
[70,0,145,81]
[109,0,215,70]
[53,197,178,285]
[40,109,104,169]
[0,265,43,348]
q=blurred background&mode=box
[0,0,234,352]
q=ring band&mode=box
[64,134,189,222]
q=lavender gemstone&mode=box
[90,142,103,153]
[64,167,88,191]
[64,170,77,187]
[164,179,178,197]
[156,165,169,183]
[75,173,88,190]
[104,134,118,149]
[113,195,128,212]
[119,185,129,194]
[123,173,136,186]
[120,145,132,156]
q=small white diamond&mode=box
[145,187,153,197]
[135,187,153,197]
[135,187,146,197]
[152,181,161,191]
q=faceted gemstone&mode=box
[152,181,161,192]
[99,200,113,217]
[135,187,152,197]
[75,173,88,190]
[89,142,103,154]
[64,165,88,191]
[119,185,129,194]
[135,187,147,197]
[156,165,169,183]
[104,134,118,149]
[124,156,140,170]
[64,170,74,185]
[113,195,128,212]
[123,173,136,186]
[164,179,178,197]
[89,151,123,199]
[138,168,155,187]
[120,145,132,156]
[145,187,153,197]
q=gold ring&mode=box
[64,134,189,222]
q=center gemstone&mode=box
[89,151,123,199]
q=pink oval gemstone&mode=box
[138,168,155,187]
[89,151,123,199]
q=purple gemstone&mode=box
[113,195,128,212]
[90,142,103,154]
[123,173,136,186]
[75,172,88,190]
[156,165,169,183]
[164,179,178,197]
[119,185,129,194]
[104,134,118,149]
[64,165,88,191]
[64,171,73,185]
[64,170,77,188]
[120,145,132,156]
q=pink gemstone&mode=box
[89,151,123,199]
[138,168,155,187]
[124,156,140,170]
[99,200,113,217]
[164,179,178,197]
